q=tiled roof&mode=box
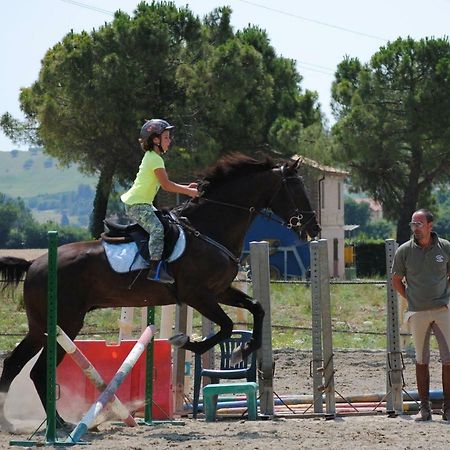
[291,154,349,176]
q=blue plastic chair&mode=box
[192,330,257,418]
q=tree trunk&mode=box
[90,164,116,238]
[395,147,422,244]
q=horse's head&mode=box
[268,158,321,240]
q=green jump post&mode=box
[141,306,184,426]
[10,231,72,447]
[143,306,155,424]
[45,231,58,443]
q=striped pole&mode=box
[66,325,155,444]
[56,326,137,427]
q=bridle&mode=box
[172,166,318,264]
[274,166,318,231]
[197,167,318,233]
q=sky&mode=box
[1,0,450,151]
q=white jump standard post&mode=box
[310,239,335,416]
[56,326,137,427]
[250,241,274,416]
[385,239,404,416]
[66,325,155,444]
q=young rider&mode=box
[121,119,198,283]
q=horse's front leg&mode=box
[217,286,265,363]
[169,292,233,355]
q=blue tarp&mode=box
[242,213,310,278]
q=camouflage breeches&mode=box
[125,203,164,260]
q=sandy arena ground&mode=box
[1,348,449,449]
[0,248,448,447]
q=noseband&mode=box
[271,171,318,231]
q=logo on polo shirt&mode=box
[436,254,445,263]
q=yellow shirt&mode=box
[120,151,165,205]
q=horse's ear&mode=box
[292,157,301,169]
[284,158,300,175]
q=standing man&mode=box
[392,209,450,421]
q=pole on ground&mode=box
[385,239,403,415]
[250,241,274,416]
[66,326,154,444]
[56,326,137,427]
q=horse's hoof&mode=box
[169,333,189,348]
[230,346,244,366]
[56,418,76,432]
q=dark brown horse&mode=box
[0,153,320,430]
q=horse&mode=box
[0,153,320,430]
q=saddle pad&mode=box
[102,226,186,273]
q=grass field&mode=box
[0,270,397,351]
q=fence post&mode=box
[385,239,403,415]
[317,240,335,415]
[310,240,324,413]
[45,231,58,443]
[250,241,274,416]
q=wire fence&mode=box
[0,278,396,344]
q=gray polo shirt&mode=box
[391,232,450,311]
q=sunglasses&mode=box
[409,221,426,229]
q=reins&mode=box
[198,172,317,232]
[171,168,318,264]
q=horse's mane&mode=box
[199,153,276,194]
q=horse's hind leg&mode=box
[0,333,43,431]
[173,293,234,355]
[219,286,265,359]
[29,342,73,430]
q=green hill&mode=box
[0,148,98,227]
[0,148,97,198]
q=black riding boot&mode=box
[442,364,450,421]
[147,260,174,284]
[415,363,432,421]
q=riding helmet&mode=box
[140,119,174,141]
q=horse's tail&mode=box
[0,256,33,291]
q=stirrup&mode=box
[147,261,174,284]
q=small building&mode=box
[354,197,383,221]
[293,155,349,279]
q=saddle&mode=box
[101,210,181,262]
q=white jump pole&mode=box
[56,326,137,427]
[160,305,176,339]
[233,270,249,328]
[118,307,135,340]
[66,325,155,444]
